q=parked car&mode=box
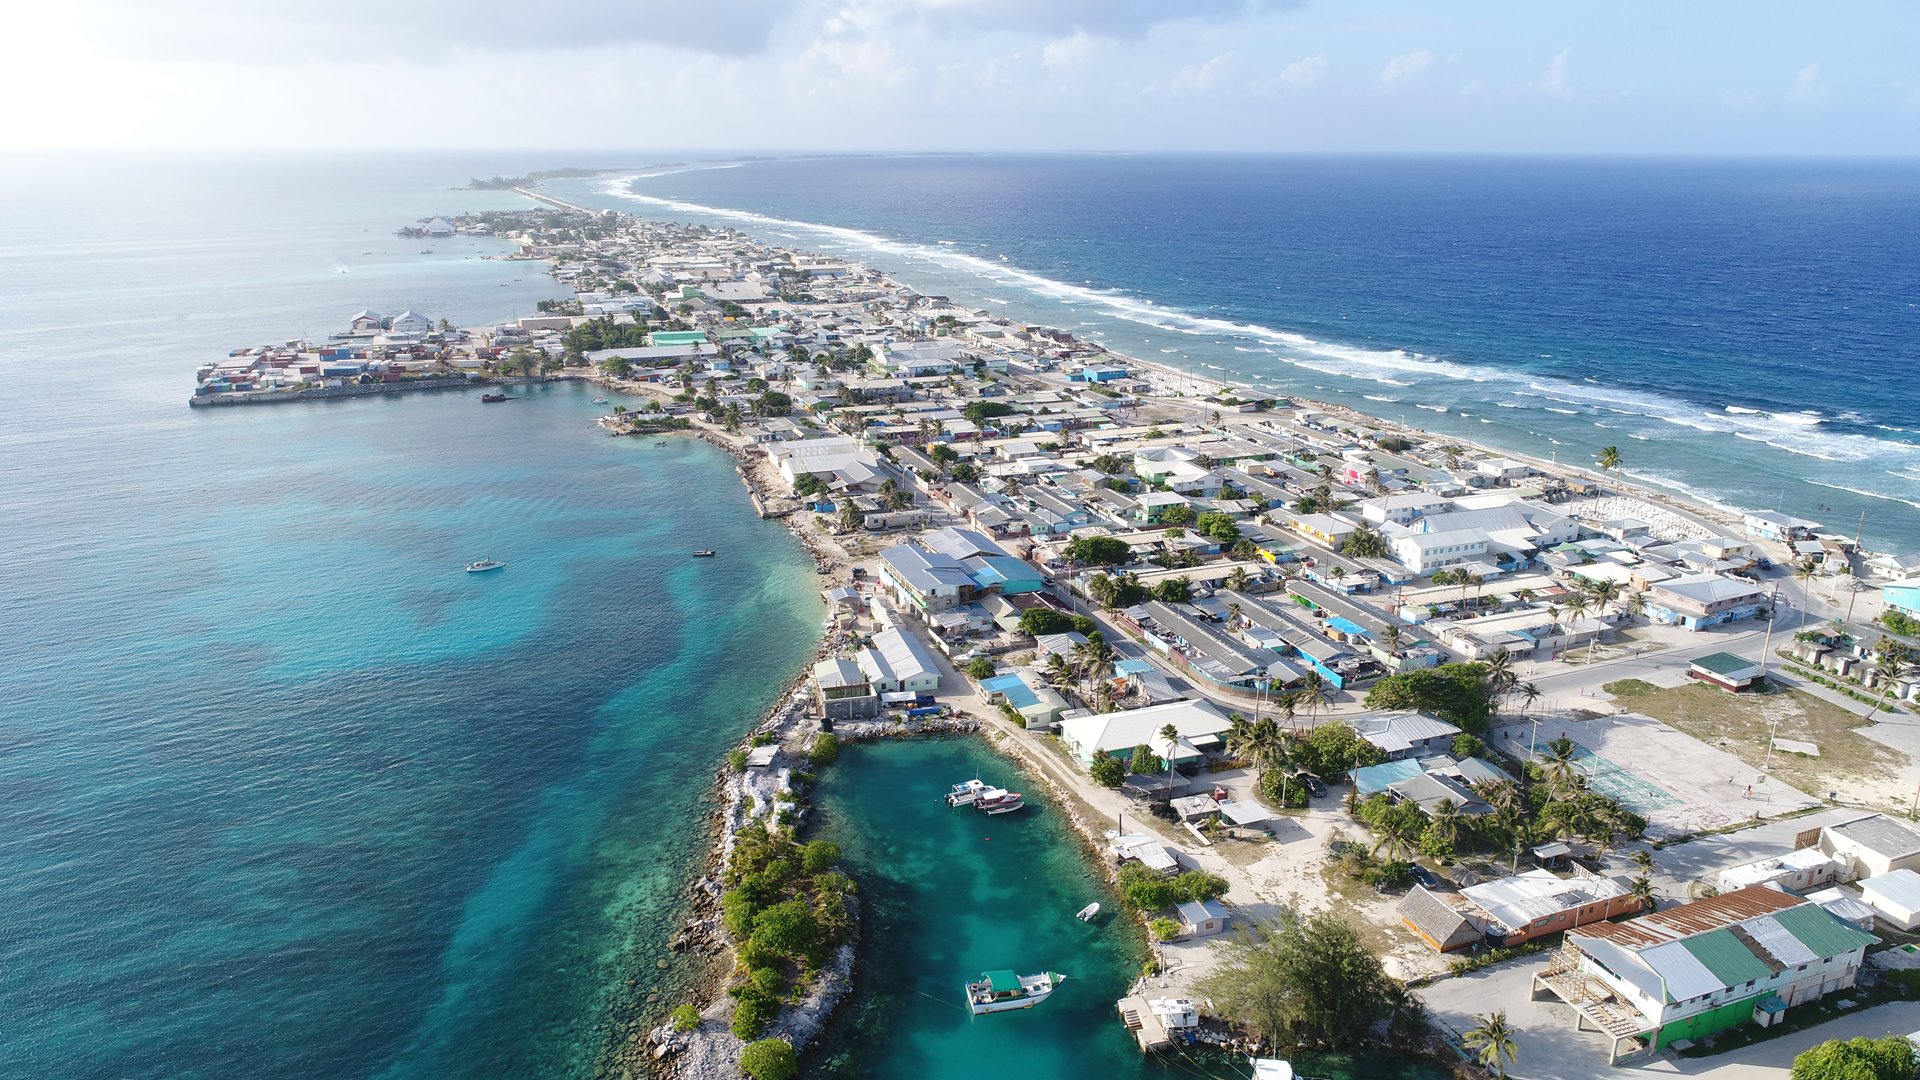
[1411,864,1441,888]
[1297,772,1328,798]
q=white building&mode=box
[1819,814,1920,880]
[1860,869,1920,931]
[1057,699,1233,767]
[856,627,942,694]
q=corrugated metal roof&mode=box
[1679,928,1773,987]
[1576,886,1802,948]
[1742,915,1820,968]
[1639,940,1725,1002]
[1772,901,1877,960]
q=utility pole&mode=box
[1757,582,1782,683]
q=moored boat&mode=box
[974,788,1024,815]
[591,396,608,404]
[481,392,509,403]
[692,550,716,558]
[1075,903,1100,922]
[945,779,988,807]
[1250,1058,1294,1080]
[965,970,1065,1015]
[464,559,505,573]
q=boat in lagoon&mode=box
[590,396,608,404]
[464,559,505,573]
[946,778,988,807]
[692,550,716,558]
[975,788,1024,815]
[966,970,1066,1015]
[1075,903,1099,922]
[1251,1058,1294,1080]
[481,392,509,403]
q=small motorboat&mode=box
[1250,1058,1294,1080]
[974,788,1024,815]
[965,970,1065,1015]
[1075,903,1100,922]
[465,559,505,573]
[481,393,509,403]
[692,550,717,558]
[946,779,988,807]
[591,396,609,404]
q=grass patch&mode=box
[1618,682,1906,803]
[1603,678,1660,697]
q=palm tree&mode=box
[1596,445,1622,479]
[1043,654,1074,690]
[1540,737,1583,798]
[1227,601,1243,630]
[1379,622,1403,655]
[1159,723,1181,804]
[1483,650,1517,702]
[1224,714,1252,759]
[1562,593,1592,654]
[1225,565,1250,592]
[1370,811,1421,861]
[1630,848,1654,872]
[1628,875,1657,912]
[1094,683,1117,713]
[1428,798,1463,850]
[1462,1012,1519,1080]
[1297,672,1328,729]
[1243,718,1291,775]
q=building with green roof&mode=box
[1534,886,1876,1064]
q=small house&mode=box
[1175,899,1229,938]
[1400,886,1482,953]
[1688,651,1765,692]
[1819,814,1920,880]
[1860,869,1920,931]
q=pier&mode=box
[1115,995,1173,1053]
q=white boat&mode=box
[974,788,1025,815]
[1075,903,1100,922]
[464,559,505,573]
[965,970,1065,1015]
[946,779,988,807]
[591,396,608,404]
[1250,1058,1294,1080]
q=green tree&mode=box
[739,1038,799,1080]
[1090,452,1128,475]
[1158,503,1194,526]
[1194,512,1241,543]
[792,473,825,498]
[808,732,840,767]
[837,500,863,533]
[670,1003,701,1033]
[756,390,792,417]
[1462,1012,1519,1079]
[1295,721,1385,780]
[599,354,631,376]
[967,656,997,680]
[1088,748,1126,787]
[1130,743,1164,775]
[1018,607,1076,637]
[1064,535,1131,566]
[1151,576,1192,603]
[1198,908,1402,1049]
[1363,663,1495,734]
[1597,445,1622,476]
[961,400,1015,426]
[1791,1036,1916,1080]
[800,839,841,875]
[1342,524,1389,559]
[950,461,980,483]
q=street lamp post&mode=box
[1757,583,1781,683]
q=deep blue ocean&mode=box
[550,154,1920,553]
[0,155,826,1079]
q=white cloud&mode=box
[1042,32,1098,73]
[1379,50,1434,88]
[1788,63,1827,107]
[1540,50,1571,99]
[1169,52,1237,96]
[1277,53,1329,88]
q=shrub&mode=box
[800,839,841,875]
[1071,615,1097,635]
[1792,1036,1915,1080]
[1150,917,1183,942]
[1119,863,1176,911]
[670,1003,700,1033]
[1258,768,1309,808]
[730,990,779,1040]
[722,889,757,939]
[1171,871,1229,904]
[1364,663,1495,734]
[751,900,823,961]
[808,732,840,767]
[1450,733,1486,759]
[1088,749,1126,788]
[739,1039,799,1080]
[1018,607,1076,636]
[751,733,775,748]
[728,748,749,773]
[1129,744,1164,775]
[967,656,997,680]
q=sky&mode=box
[6,0,1918,154]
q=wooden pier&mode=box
[1115,995,1172,1053]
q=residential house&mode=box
[1716,849,1849,895]
[1688,652,1766,692]
[1644,573,1769,630]
[878,544,978,612]
[1859,870,1920,931]
[1400,886,1484,952]
[1057,699,1233,767]
[1175,899,1230,939]
[1350,711,1462,761]
[1744,511,1822,543]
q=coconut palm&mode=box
[1094,682,1117,713]
[1227,601,1243,630]
[1628,875,1657,912]
[1596,445,1622,477]
[1462,1012,1519,1080]
[1370,810,1422,861]
[1224,714,1253,759]
[1243,718,1292,775]
[1515,681,1542,722]
[1042,654,1074,689]
[1427,798,1463,849]
[1483,650,1517,702]
[1225,565,1250,592]
[1539,737,1584,798]
[1379,622,1404,655]
[1297,672,1328,728]
[1158,723,1181,804]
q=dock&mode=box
[1115,995,1172,1052]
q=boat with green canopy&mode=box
[964,969,1066,1015]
